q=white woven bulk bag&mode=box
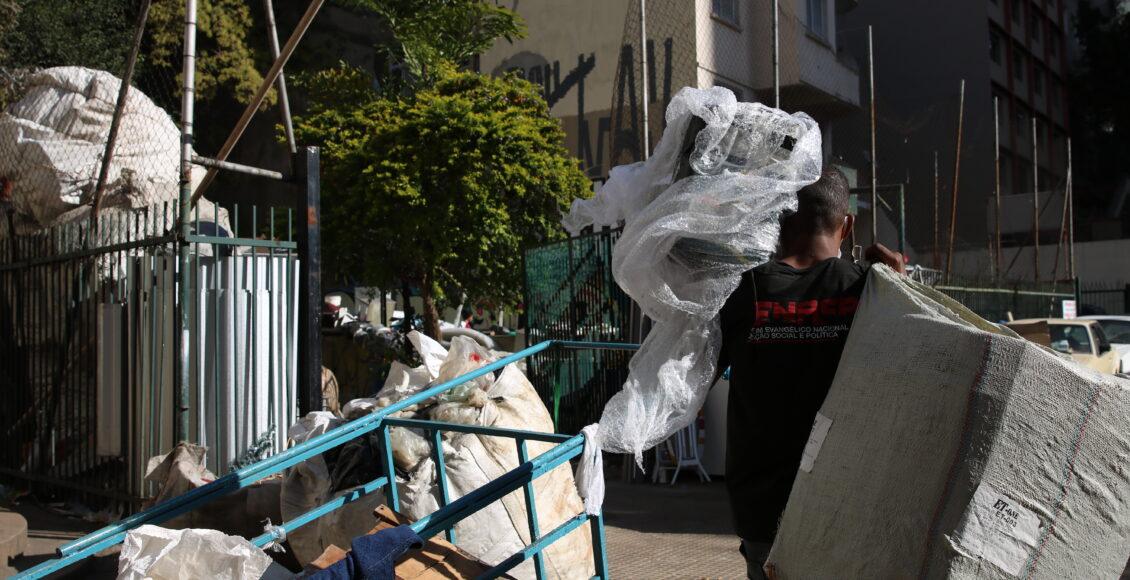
[766,265,1130,579]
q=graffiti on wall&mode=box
[492,38,675,178]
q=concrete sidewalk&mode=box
[604,479,745,579]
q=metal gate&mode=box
[523,227,638,434]
[0,149,322,505]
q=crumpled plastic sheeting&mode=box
[117,525,274,580]
[564,87,822,466]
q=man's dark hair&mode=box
[789,167,850,233]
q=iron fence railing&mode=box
[0,149,322,505]
[1080,284,1130,316]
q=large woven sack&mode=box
[767,265,1130,579]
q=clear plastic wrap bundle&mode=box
[565,87,822,476]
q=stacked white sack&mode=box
[767,265,1130,579]
[562,87,821,511]
[0,66,227,238]
[283,332,592,580]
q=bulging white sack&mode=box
[563,87,822,464]
[766,265,1130,579]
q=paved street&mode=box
[604,479,745,579]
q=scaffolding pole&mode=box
[177,0,198,443]
[90,0,153,228]
[994,96,1002,282]
[945,80,965,283]
[773,0,780,108]
[264,0,296,154]
[639,0,650,159]
[868,26,878,245]
[933,150,939,270]
[1032,117,1039,283]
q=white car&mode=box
[1079,315,1130,374]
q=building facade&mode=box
[477,0,862,182]
[837,0,1072,257]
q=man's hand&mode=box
[864,243,905,274]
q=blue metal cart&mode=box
[13,340,637,580]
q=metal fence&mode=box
[523,227,638,434]
[0,195,315,503]
[1080,283,1130,316]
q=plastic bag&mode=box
[564,87,822,472]
[434,337,496,402]
[117,525,274,580]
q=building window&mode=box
[1030,12,1042,42]
[1049,31,1059,58]
[1013,48,1026,81]
[1016,107,1029,139]
[712,0,739,27]
[990,29,1003,64]
[1033,67,1044,95]
[1010,0,1023,24]
[806,0,828,39]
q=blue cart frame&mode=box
[14,340,637,580]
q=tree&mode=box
[0,0,134,74]
[343,0,524,86]
[147,0,272,107]
[292,65,589,338]
[1071,1,1130,224]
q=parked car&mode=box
[1078,315,1130,374]
[1005,318,1121,374]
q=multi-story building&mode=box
[837,0,1072,256]
[477,0,862,181]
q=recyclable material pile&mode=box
[282,332,592,580]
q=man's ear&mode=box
[841,215,855,240]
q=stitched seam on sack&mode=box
[917,334,993,580]
[1021,381,1104,579]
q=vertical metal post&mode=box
[639,0,650,159]
[91,0,152,228]
[1067,137,1075,280]
[176,0,198,444]
[263,0,296,155]
[295,147,322,416]
[897,185,906,257]
[933,151,939,269]
[1031,117,1039,283]
[868,26,878,245]
[994,96,1002,282]
[517,439,546,580]
[772,0,780,109]
[945,79,965,283]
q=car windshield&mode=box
[1049,324,1093,355]
[1095,320,1130,344]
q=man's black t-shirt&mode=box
[718,257,868,542]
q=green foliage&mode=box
[292,65,588,318]
[343,0,525,85]
[0,0,19,63]
[148,0,271,106]
[0,0,133,73]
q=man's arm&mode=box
[864,243,906,274]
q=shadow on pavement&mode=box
[603,479,735,536]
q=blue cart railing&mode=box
[14,340,638,580]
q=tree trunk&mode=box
[419,271,442,340]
